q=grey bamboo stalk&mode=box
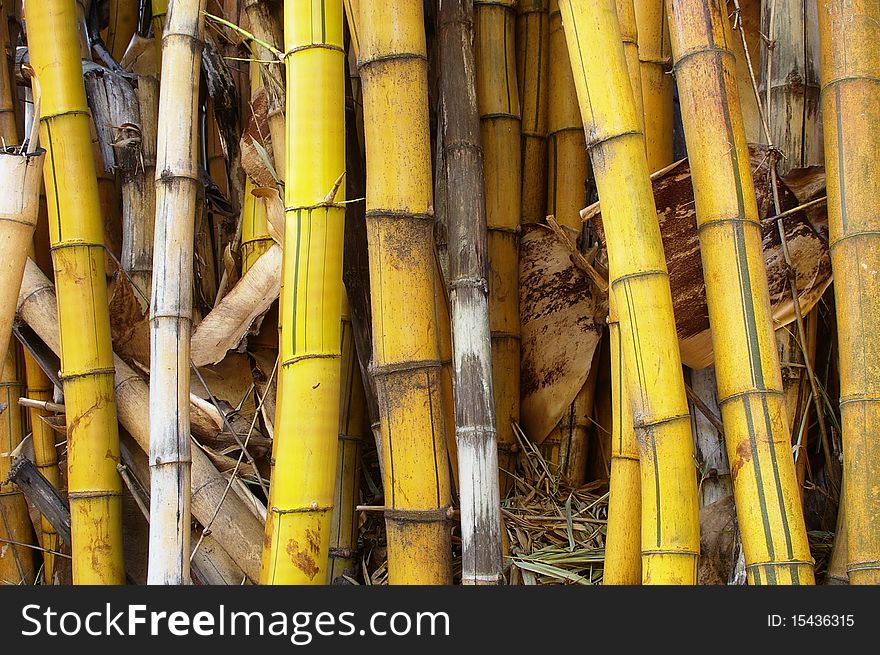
[148,0,208,585]
[439,0,503,585]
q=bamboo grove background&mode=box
[0,0,873,586]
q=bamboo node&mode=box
[270,504,333,515]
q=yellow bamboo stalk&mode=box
[328,293,364,582]
[516,0,549,225]
[25,0,125,585]
[668,0,814,585]
[616,0,644,133]
[817,0,880,586]
[560,0,699,584]
[0,347,35,585]
[104,0,139,61]
[633,0,673,170]
[152,0,168,67]
[547,0,588,232]
[0,0,16,145]
[359,0,453,584]
[241,62,272,274]
[261,0,346,585]
[474,0,520,492]
[22,349,60,583]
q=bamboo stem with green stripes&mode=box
[261,0,346,585]
[817,0,880,586]
[25,0,125,585]
[668,0,814,585]
[560,0,700,585]
[359,0,453,585]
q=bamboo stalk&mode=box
[474,0,520,493]
[261,0,346,586]
[516,0,549,225]
[439,0,503,585]
[152,0,168,68]
[616,0,644,133]
[668,0,814,585]
[241,62,272,274]
[817,0,880,586]
[22,348,60,583]
[17,258,265,582]
[103,0,139,61]
[633,0,673,170]
[25,0,125,585]
[147,0,207,586]
[359,1,453,585]
[0,0,16,145]
[328,293,364,582]
[0,346,35,584]
[560,0,700,584]
[603,292,641,584]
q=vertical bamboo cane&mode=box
[474,0,520,492]
[148,0,207,585]
[668,0,814,585]
[633,0,673,170]
[516,0,549,225]
[261,0,346,586]
[241,60,273,274]
[817,0,880,586]
[359,0,453,585]
[0,0,16,145]
[152,0,168,68]
[617,0,644,133]
[0,347,35,584]
[22,349,60,583]
[104,0,139,61]
[25,0,125,585]
[560,0,700,585]
[328,293,364,582]
[439,0,503,585]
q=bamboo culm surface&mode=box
[817,0,880,585]
[668,0,814,585]
[439,0,503,585]
[359,0,453,585]
[25,0,125,584]
[560,0,700,584]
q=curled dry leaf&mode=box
[519,223,603,444]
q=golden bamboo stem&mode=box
[517,0,550,225]
[616,0,644,133]
[261,0,346,585]
[328,293,364,582]
[0,347,35,585]
[25,0,125,584]
[474,0,520,493]
[103,0,139,61]
[817,0,880,586]
[359,1,453,584]
[633,0,674,169]
[560,0,700,584]
[22,349,60,583]
[668,0,814,585]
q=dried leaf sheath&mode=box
[560,0,700,584]
[149,0,207,585]
[359,1,453,585]
[817,0,880,585]
[25,0,125,584]
[474,0,521,491]
[668,0,814,585]
[261,0,346,585]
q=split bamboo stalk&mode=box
[359,0,453,584]
[0,148,44,364]
[25,0,125,585]
[668,0,814,585]
[22,349,60,583]
[17,258,265,582]
[439,0,503,586]
[760,0,823,176]
[474,0,520,492]
[148,0,207,586]
[560,0,700,584]
[261,0,346,585]
[516,0,549,225]
[0,1,16,145]
[817,0,880,586]
[0,347,35,584]
[633,0,673,170]
[104,0,139,61]
[328,293,364,582]
[547,0,588,231]
[603,292,641,584]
